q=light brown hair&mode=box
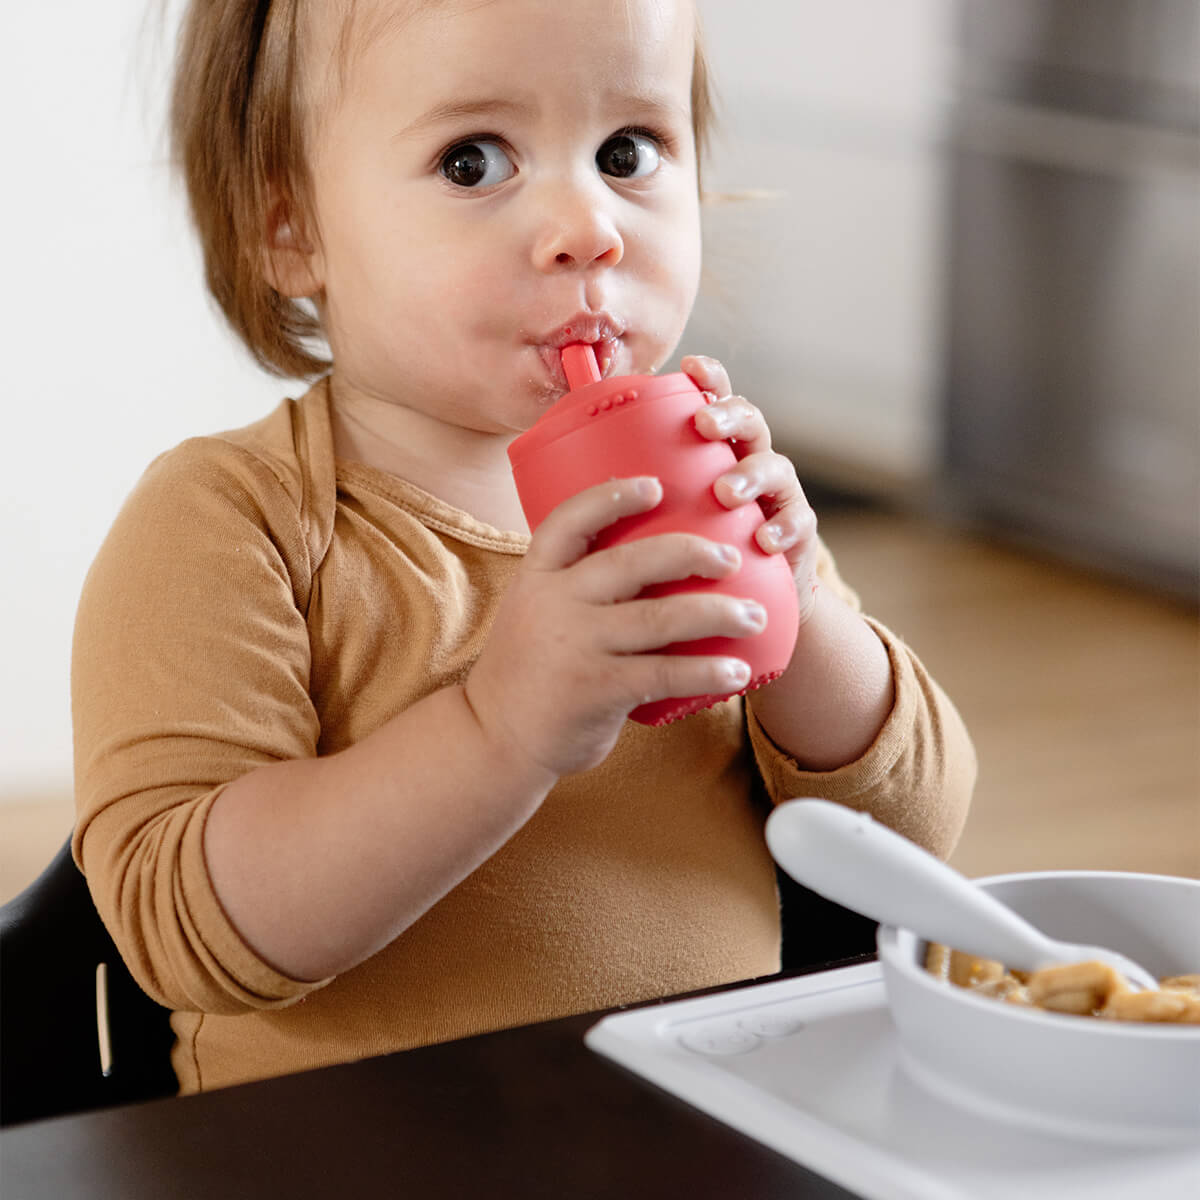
[169,0,716,380]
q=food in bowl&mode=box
[876,871,1200,1142]
[924,942,1200,1022]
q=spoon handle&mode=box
[765,799,1063,973]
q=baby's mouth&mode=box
[535,337,621,392]
[533,312,626,387]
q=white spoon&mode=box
[765,798,1157,990]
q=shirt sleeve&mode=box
[745,540,976,860]
[71,437,334,1013]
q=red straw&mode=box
[560,342,601,390]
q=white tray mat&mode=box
[585,964,1200,1200]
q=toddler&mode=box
[72,0,975,1094]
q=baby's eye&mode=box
[596,131,661,180]
[439,140,515,189]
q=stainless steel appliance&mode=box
[943,0,1200,598]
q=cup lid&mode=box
[508,343,697,465]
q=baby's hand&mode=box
[464,477,765,780]
[683,355,821,623]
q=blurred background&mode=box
[2,0,1197,902]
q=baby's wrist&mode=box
[455,681,561,799]
[794,573,821,628]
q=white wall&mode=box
[2,3,297,799]
[689,0,957,481]
[1,1,954,799]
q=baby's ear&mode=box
[262,196,324,298]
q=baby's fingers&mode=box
[694,394,772,458]
[525,477,662,572]
[600,591,768,655]
[622,652,753,712]
[574,532,742,604]
[680,354,733,402]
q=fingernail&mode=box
[633,477,661,502]
[708,409,735,435]
[725,660,752,688]
[739,601,767,630]
[715,544,740,568]
[724,475,752,498]
[763,521,787,548]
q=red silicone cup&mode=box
[507,344,799,726]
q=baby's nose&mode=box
[530,180,624,272]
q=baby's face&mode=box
[296,0,702,434]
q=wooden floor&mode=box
[823,507,1198,880]
[2,507,1197,904]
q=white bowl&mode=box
[876,870,1200,1144]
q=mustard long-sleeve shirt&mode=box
[71,378,974,1094]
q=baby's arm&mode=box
[683,355,974,854]
[76,442,761,997]
[206,474,760,982]
[685,355,894,770]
